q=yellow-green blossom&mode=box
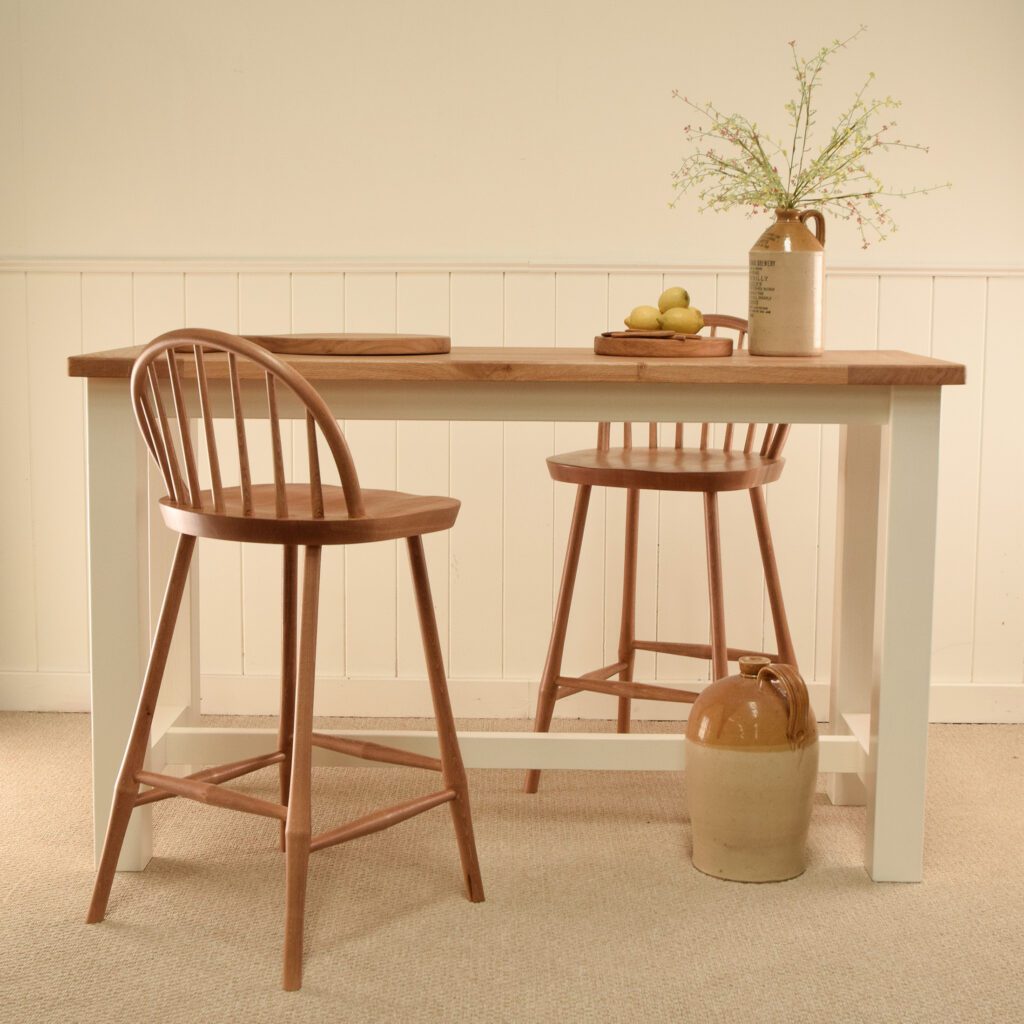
[670,27,950,248]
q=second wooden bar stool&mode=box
[525,315,797,792]
[86,329,484,990]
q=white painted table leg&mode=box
[827,423,881,807]
[86,380,152,870]
[865,387,942,881]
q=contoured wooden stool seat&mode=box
[547,446,785,492]
[86,328,483,991]
[526,315,798,792]
[161,484,459,544]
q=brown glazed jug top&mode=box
[751,208,824,254]
[686,657,818,752]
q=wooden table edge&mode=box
[67,347,967,386]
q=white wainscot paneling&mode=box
[1,263,1021,723]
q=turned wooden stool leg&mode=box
[407,535,485,903]
[283,545,321,992]
[703,492,728,681]
[277,544,299,852]
[525,484,592,794]
[616,488,640,733]
[87,534,196,924]
[750,486,798,667]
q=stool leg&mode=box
[703,492,728,680]
[616,488,640,733]
[750,486,798,668]
[525,484,592,794]
[87,534,196,924]
[277,544,299,851]
[407,535,485,903]
[283,545,321,992]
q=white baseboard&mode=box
[0,672,92,712]
[2,671,1023,723]
[927,682,1024,723]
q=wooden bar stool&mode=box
[86,328,484,990]
[525,315,797,792]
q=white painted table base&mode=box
[86,378,942,882]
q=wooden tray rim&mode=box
[245,332,451,356]
[594,333,734,358]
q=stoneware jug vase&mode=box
[685,656,818,882]
[748,208,825,357]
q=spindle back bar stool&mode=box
[525,315,797,792]
[86,328,483,990]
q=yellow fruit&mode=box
[658,286,690,313]
[624,305,661,331]
[658,306,704,334]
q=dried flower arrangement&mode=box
[670,27,950,247]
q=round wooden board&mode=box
[245,333,451,356]
[594,334,734,358]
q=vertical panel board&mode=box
[449,272,504,678]
[396,273,451,674]
[604,273,662,685]
[83,273,133,351]
[713,272,746,320]
[878,276,932,355]
[815,274,879,682]
[0,274,37,670]
[133,273,185,340]
[822,275,880,340]
[552,273,607,684]
[83,272,135,592]
[184,273,239,333]
[343,273,398,676]
[930,277,986,682]
[290,273,346,678]
[184,273,243,679]
[656,273,717,683]
[237,274,292,676]
[290,274,344,332]
[503,273,555,679]
[27,273,88,671]
[972,277,1024,683]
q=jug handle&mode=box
[798,209,826,246]
[757,664,812,748]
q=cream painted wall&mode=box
[1,2,1022,720]
[1,0,1021,266]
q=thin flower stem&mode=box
[670,26,946,246]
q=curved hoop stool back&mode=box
[131,328,365,519]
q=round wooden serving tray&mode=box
[245,333,451,356]
[595,331,733,358]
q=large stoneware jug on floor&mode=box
[685,657,818,882]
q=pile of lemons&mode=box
[624,287,704,334]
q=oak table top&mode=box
[69,345,965,387]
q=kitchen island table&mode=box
[69,345,964,882]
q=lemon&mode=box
[659,306,704,334]
[658,286,690,313]
[624,305,662,331]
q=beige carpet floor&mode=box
[1,712,1022,1023]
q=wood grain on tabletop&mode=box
[68,345,967,386]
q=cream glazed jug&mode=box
[748,208,825,356]
[685,657,818,882]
